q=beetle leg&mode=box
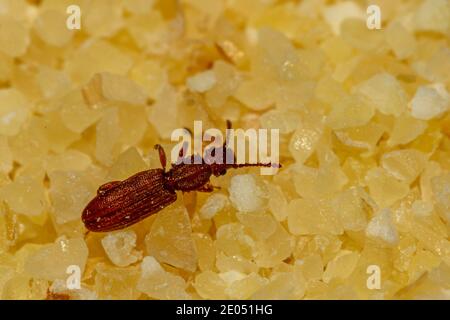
[197,184,214,193]
[154,144,167,171]
[97,181,121,195]
[197,183,220,193]
[183,192,197,216]
[223,120,236,164]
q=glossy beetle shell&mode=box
[82,169,177,232]
[166,163,213,192]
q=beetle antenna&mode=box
[183,127,193,136]
[154,144,167,171]
[229,163,282,169]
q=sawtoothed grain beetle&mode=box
[82,121,280,232]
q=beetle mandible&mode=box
[82,121,280,232]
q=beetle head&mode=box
[211,163,228,177]
[207,145,235,177]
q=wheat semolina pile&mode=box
[0,0,450,300]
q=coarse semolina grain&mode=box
[0,0,449,300]
[101,230,143,267]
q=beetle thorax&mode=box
[165,163,212,192]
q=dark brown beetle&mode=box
[82,121,280,232]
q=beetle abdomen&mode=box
[82,169,177,232]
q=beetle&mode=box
[82,121,280,232]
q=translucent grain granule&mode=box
[411,200,434,218]
[355,73,407,117]
[288,117,323,164]
[385,22,416,60]
[124,0,155,14]
[414,0,450,34]
[431,173,450,223]
[0,89,30,136]
[101,231,143,267]
[0,174,46,217]
[137,256,191,300]
[322,250,360,283]
[94,263,141,300]
[34,10,73,47]
[365,209,399,246]
[381,149,427,184]
[410,85,450,120]
[145,204,198,272]
[24,237,88,281]
[83,0,123,38]
[187,70,217,93]
[199,193,229,220]
[365,168,410,208]
[65,40,133,84]
[194,271,228,299]
[228,174,266,213]
[0,15,29,57]
[322,1,365,35]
